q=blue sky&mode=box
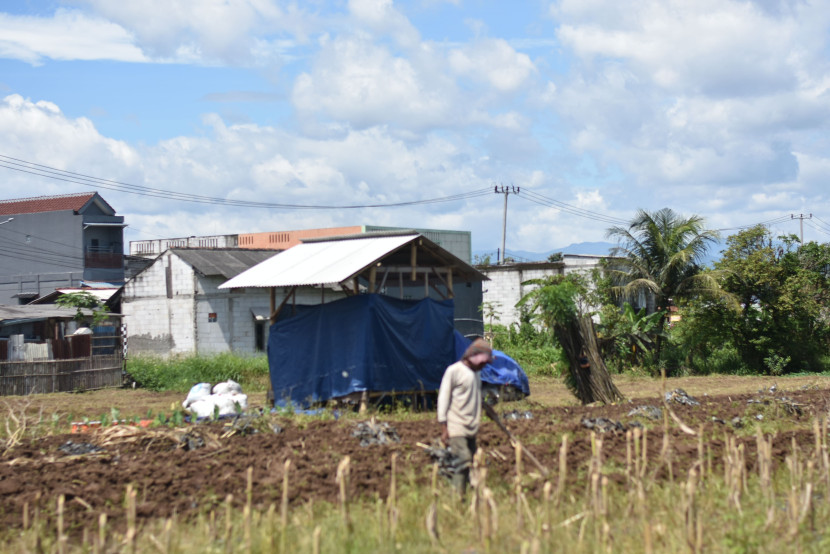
[1,0,829,256]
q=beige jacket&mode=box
[436,360,482,438]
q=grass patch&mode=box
[125,352,270,392]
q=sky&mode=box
[1,0,829,258]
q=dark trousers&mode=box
[449,436,477,495]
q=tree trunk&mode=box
[554,314,624,405]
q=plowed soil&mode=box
[1,386,829,539]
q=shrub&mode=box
[489,322,564,376]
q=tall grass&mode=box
[125,352,270,392]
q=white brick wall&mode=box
[194,285,347,354]
[124,251,349,357]
[480,255,606,328]
[123,252,196,355]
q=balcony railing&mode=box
[84,247,123,269]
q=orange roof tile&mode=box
[0,192,98,216]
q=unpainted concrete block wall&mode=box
[122,253,195,356]
[480,256,606,328]
[481,266,563,327]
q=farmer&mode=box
[437,338,493,496]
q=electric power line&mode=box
[804,220,830,237]
[0,153,492,210]
[714,215,792,232]
[516,190,629,225]
[3,153,826,248]
[810,216,830,234]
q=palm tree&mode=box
[605,208,725,361]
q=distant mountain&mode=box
[475,239,725,266]
[474,241,616,263]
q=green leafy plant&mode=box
[55,291,111,326]
[763,354,790,376]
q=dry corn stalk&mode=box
[425,463,440,544]
[556,434,569,507]
[515,441,524,530]
[56,494,66,554]
[125,485,137,554]
[683,464,702,553]
[336,456,352,531]
[98,513,107,554]
[281,460,291,530]
[224,494,233,554]
[312,525,321,554]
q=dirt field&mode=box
[1,374,828,540]
[6,372,830,419]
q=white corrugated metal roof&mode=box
[57,288,118,301]
[219,234,418,289]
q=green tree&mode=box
[546,252,563,262]
[518,274,623,404]
[711,226,830,372]
[56,291,111,326]
[605,208,727,364]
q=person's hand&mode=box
[441,424,449,445]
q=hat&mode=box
[462,338,493,361]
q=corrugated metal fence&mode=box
[0,334,124,396]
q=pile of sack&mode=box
[182,380,249,419]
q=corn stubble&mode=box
[7,417,830,553]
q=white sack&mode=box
[186,393,248,418]
[187,397,217,419]
[182,383,212,410]
[212,379,243,396]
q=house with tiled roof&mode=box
[0,192,126,305]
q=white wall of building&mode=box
[122,252,197,355]
[123,251,349,357]
[480,255,606,328]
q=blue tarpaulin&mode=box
[453,331,531,396]
[268,294,456,406]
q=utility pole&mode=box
[495,185,519,264]
[791,213,812,244]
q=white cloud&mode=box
[548,0,830,224]
[75,0,300,63]
[0,9,146,64]
[0,1,315,66]
[554,0,819,97]
[292,35,456,130]
[348,0,420,47]
[5,0,830,252]
[0,94,140,177]
[448,39,536,93]
[0,92,516,246]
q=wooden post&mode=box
[369,266,377,294]
[270,288,276,320]
[410,244,417,281]
[447,268,453,298]
[424,271,429,298]
[354,277,360,295]
[359,390,368,414]
[270,287,296,324]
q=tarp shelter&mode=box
[454,330,530,397]
[220,231,488,407]
[269,294,455,406]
